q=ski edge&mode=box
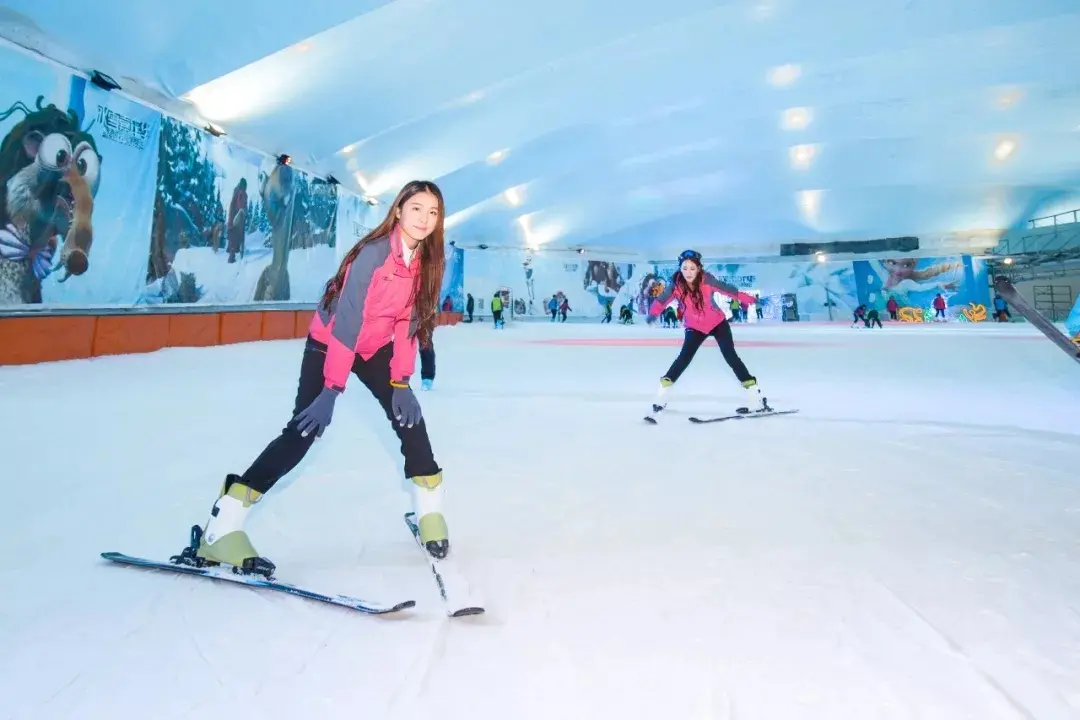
[689,409,800,424]
[403,513,486,617]
[100,552,416,615]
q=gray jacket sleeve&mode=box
[330,243,386,350]
[702,271,741,298]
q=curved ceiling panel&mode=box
[2,0,1079,256]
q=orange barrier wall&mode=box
[0,310,464,366]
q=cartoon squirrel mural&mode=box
[0,96,101,305]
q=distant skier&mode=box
[465,293,474,322]
[647,249,767,416]
[993,292,1010,322]
[547,295,558,321]
[559,297,571,322]
[865,307,883,328]
[933,293,947,320]
[491,292,504,328]
[174,181,451,578]
[886,296,899,321]
[1068,293,1080,344]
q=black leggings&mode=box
[419,343,435,381]
[664,321,754,384]
[238,337,440,494]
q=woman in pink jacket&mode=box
[177,181,449,579]
[648,250,767,416]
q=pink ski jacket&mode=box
[649,273,756,333]
[308,228,420,390]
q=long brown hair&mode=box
[673,256,705,311]
[319,180,446,347]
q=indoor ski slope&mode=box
[1,319,1078,720]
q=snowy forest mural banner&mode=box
[141,116,339,306]
[0,42,394,310]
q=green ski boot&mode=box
[410,471,449,559]
[193,474,275,577]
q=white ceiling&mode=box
[3,0,1080,259]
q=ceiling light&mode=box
[789,144,817,169]
[504,186,523,206]
[294,42,311,53]
[781,107,812,130]
[1003,257,1014,265]
[994,86,1023,110]
[994,138,1016,161]
[816,252,827,262]
[487,149,507,164]
[768,64,801,88]
[340,144,355,154]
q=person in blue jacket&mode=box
[1066,293,1080,344]
[993,292,1010,322]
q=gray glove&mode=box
[294,387,340,437]
[391,382,422,428]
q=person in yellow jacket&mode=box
[491,292,504,328]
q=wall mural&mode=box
[462,249,990,321]
[0,42,466,312]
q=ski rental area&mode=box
[1,2,1080,719]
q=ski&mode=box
[101,551,416,616]
[404,512,485,617]
[689,409,800,424]
[994,276,1080,364]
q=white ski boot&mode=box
[177,474,276,577]
[738,378,771,414]
[644,377,674,424]
[654,377,674,413]
[410,471,449,559]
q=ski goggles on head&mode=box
[678,249,702,263]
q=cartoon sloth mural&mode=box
[0,96,100,305]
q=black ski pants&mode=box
[238,337,440,493]
[664,321,754,385]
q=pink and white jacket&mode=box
[649,273,756,333]
[308,228,420,391]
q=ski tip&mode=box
[643,416,657,424]
[450,606,486,618]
